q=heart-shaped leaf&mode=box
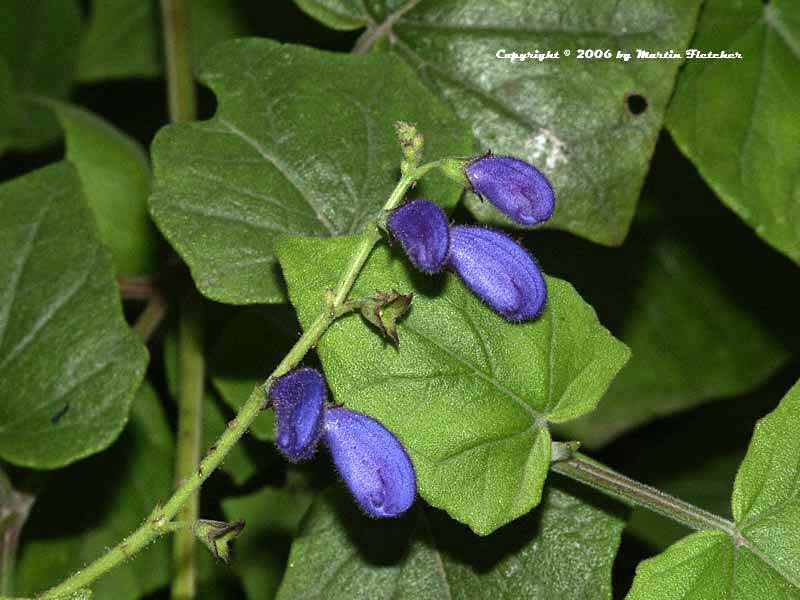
[149,38,471,304]
[278,235,629,534]
[296,0,703,245]
[626,378,800,598]
[667,0,800,263]
[0,163,148,469]
[277,482,624,599]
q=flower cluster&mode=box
[388,155,554,321]
[269,368,416,518]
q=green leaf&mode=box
[732,378,800,581]
[0,0,81,151]
[277,235,629,534]
[78,0,253,81]
[222,486,314,600]
[296,0,703,245]
[625,379,800,598]
[278,482,624,599]
[149,38,471,304]
[16,383,172,599]
[0,163,148,469]
[551,194,790,447]
[45,101,158,275]
[667,0,800,263]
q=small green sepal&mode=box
[193,519,246,564]
[359,290,414,344]
[437,157,471,188]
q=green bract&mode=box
[278,235,630,534]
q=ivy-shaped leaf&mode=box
[296,0,703,245]
[150,38,471,304]
[278,235,629,534]
[626,379,800,599]
[0,163,148,469]
[0,0,81,151]
[667,0,800,263]
[15,384,172,600]
[278,482,624,599]
[47,101,158,275]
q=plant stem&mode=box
[171,293,205,600]
[551,453,738,536]
[35,161,421,600]
[132,291,168,342]
[161,1,201,597]
[331,173,413,306]
[160,0,196,124]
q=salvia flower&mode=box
[269,368,326,462]
[447,226,547,322]
[387,199,450,273]
[323,407,416,518]
[466,155,555,226]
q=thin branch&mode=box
[117,275,157,300]
[132,292,169,342]
[551,452,738,536]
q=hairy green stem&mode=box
[551,453,737,536]
[34,162,422,600]
[171,293,205,600]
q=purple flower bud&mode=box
[323,407,416,518]
[466,155,555,226]
[447,226,547,321]
[387,199,450,274]
[269,368,326,462]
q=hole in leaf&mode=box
[625,92,648,116]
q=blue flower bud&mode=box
[269,368,326,462]
[387,199,449,274]
[323,407,416,518]
[466,155,555,226]
[447,226,547,321]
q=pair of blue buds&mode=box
[388,155,555,322]
[269,368,416,518]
